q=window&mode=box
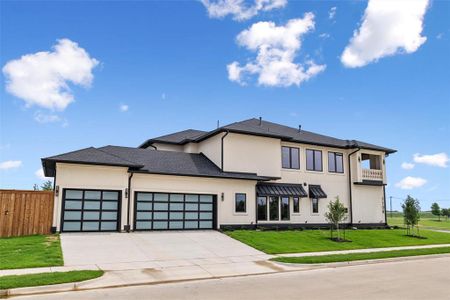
[306,149,323,171]
[281,197,290,220]
[281,146,300,169]
[269,197,279,220]
[312,198,319,214]
[328,152,344,173]
[257,197,267,221]
[235,193,246,213]
[293,197,300,213]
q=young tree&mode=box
[402,195,421,236]
[431,202,441,221]
[324,197,348,241]
[441,208,450,221]
[40,180,53,191]
[33,184,40,191]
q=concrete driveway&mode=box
[60,231,269,270]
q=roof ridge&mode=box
[95,146,142,165]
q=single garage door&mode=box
[134,192,216,230]
[61,189,121,232]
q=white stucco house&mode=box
[42,118,396,233]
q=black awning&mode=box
[309,185,327,199]
[256,183,307,198]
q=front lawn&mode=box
[271,246,450,264]
[226,229,450,254]
[0,270,104,290]
[0,235,63,270]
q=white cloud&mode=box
[413,153,449,168]
[227,14,326,87]
[2,39,99,111]
[401,162,415,170]
[201,0,287,21]
[436,33,444,40]
[119,104,129,112]
[319,33,330,39]
[34,111,62,123]
[341,0,429,68]
[395,176,427,190]
[329,7,336,20]
[0,160,22,170]
[35,168,50,180]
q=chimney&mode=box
[259,117,262,125]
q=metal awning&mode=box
[309,185,327,199]
[256,183,307,198]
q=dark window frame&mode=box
[281,146,300,169]
[293,197,300,213]
[311,198,319,214]
[281,196,290,221]
[306,149,323,172]
[235,193,247,213]
[328,151,344,173]
[257,196,268,221]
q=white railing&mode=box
[362,169,383,181]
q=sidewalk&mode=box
[276,243,450,257]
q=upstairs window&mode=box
[306,149,323,172]
[235,193,246,213]
[282,146,300,169]
[328,152,344,173]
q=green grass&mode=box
[0,270,104,290]
[388,215,450,230]
[0,235,63,270]
[226,229,450,254]
[271,247,450,264]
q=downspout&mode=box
[126,172,134,232]
[348,148,360,226]
[221,130,229,171]
[383,185,388,226]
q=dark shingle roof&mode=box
[140,129,207,148]
[139,118,396,154]
[42,145,268,181]
[205,118,395,154]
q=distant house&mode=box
[42,118,396,233]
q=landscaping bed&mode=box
[271,246,450,264]
[0,235,63,270]
[0,270,104,290]
[226,229,450,254]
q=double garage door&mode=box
[134,192,216,230]
[61,189,120,232]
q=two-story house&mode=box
[42,118,396,233]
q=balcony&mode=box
[362,168,383,181]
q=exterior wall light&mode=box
[221,192,224,202]
[125,188,129,199]
[55,185,59,197]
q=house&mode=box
[42,118,396,233]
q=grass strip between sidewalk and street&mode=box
[0,270,104,290]
[271,247,450,264]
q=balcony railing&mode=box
[362,169,383,181]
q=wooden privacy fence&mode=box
[0,190,54,237]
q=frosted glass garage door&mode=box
[134,192,215,230]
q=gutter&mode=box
[221,130,230,171]
[348,147,360,225]
[126,172,134,232]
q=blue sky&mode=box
[1,1,449,210]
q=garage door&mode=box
[134,192,216,230]
[61,189,121,232]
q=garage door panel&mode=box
[61,189,121,232]
[134,192,216,231]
